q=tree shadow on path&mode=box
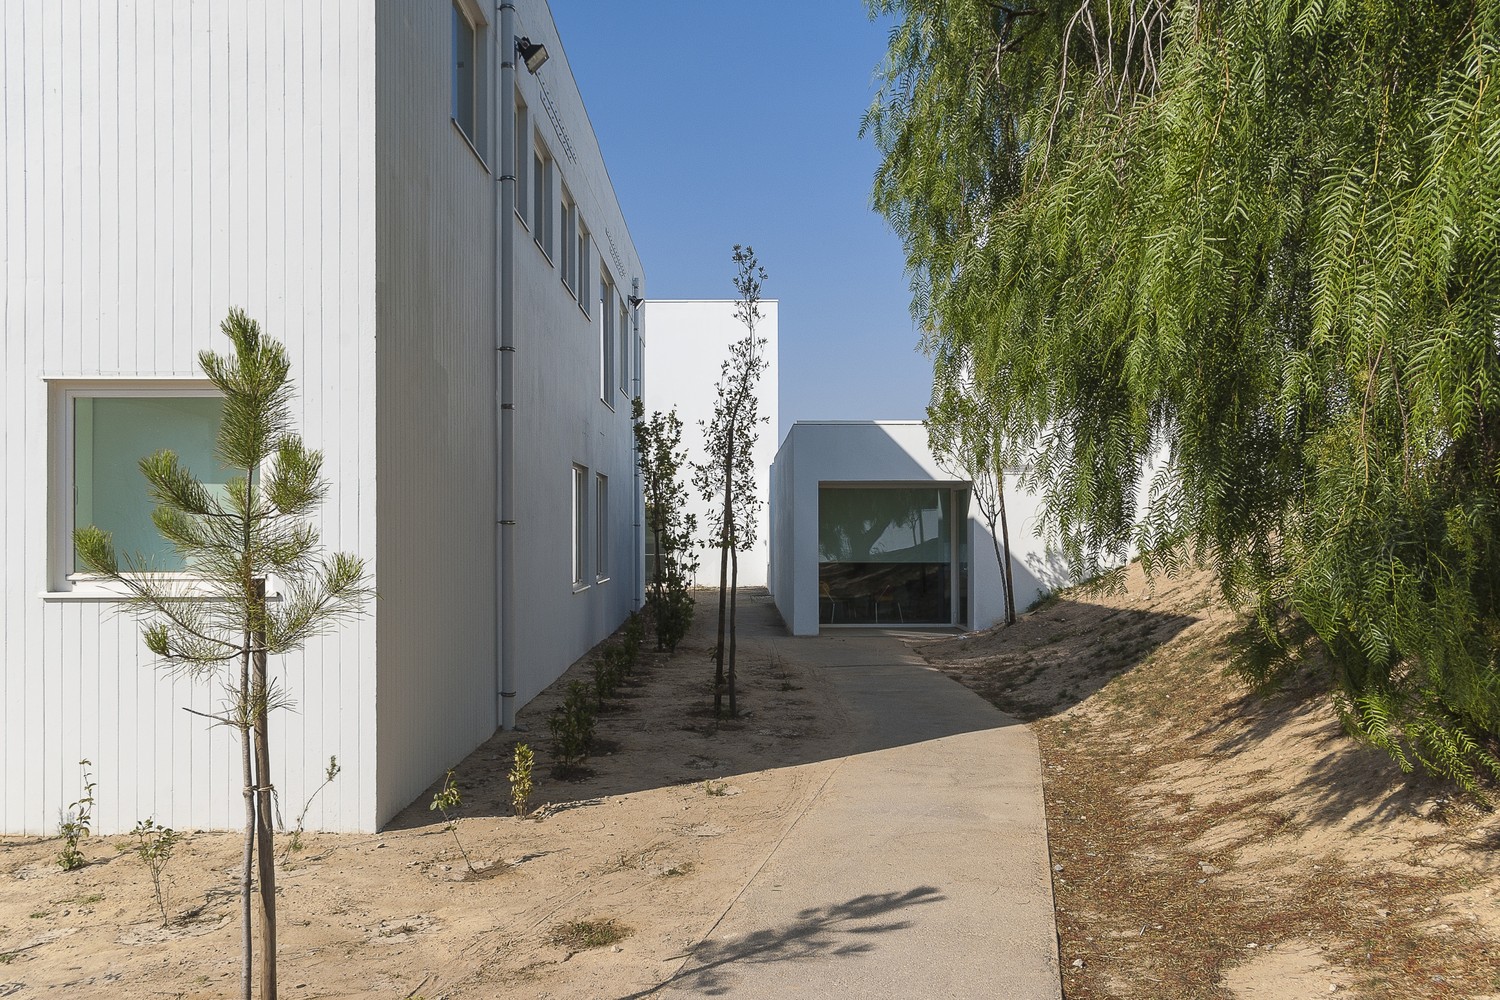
[621,886,945,998]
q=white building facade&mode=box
[770,421,1071,636]
[2,0,644,834]
[642,300,778,587]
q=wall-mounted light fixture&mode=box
[627,295,644,308]
[516,36,549,74]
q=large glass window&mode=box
[817,487,963,625]
[72,394,230,573]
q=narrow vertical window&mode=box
[532,141,554,260]
[600,273,615,404]
[560,189,577,291]
[572,465,588,586]
[515,96,530,225]
[618,298,629,395]
[596,473,609,581]
[452,4,477,143]
[577,221,591,313]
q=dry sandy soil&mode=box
[918,562,1500,1000]
[0,592,850,999]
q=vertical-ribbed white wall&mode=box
[371,0,502,827]
[1,1,379,834]
[507,2,645,710]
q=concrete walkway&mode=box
[656,599,1061,998]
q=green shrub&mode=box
[548,681,596,772]
[508,744,535,818]
[57,759,95,872]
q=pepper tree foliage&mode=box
[865,0,1500,788]
[928,342,1019,626]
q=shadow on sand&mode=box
[616,886,945,998]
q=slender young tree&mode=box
[695,246,769,717]
[866,0,1500,787]
[75,310,370,1000]
[928,344,1018,626]
[633,396,698,652]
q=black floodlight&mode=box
[516,36,549,74]
[627,295,644,308]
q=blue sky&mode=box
[549,2,930,443]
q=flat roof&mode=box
[789,419,925,426]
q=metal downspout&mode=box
[497,0,518,729]
[630,279,643,611]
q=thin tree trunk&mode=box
[997,481,1017,625]
[239,646,254,1000]
[728,546,739,717]
[252,579,278,999]
[713,428,735,717]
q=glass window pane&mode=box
[75,396,227,572]
[817,487,954,625]
[452,6,476,140]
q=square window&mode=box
[572,464,588,586]
[595,473,609,582]
[52,384,231,588]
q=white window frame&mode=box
[514,94,530,229]
[560,187,578,293]
[450,0,489,162]
[577,220,592,316]
[595,473,609,583]
[45,379,230,599]
[572,464,589,590]
[618,297,630,397]
[533,138,554,262]
[599,272,615,408]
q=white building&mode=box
[769,421,1072,636]
[3,1,645,834]
[642,300,778,587]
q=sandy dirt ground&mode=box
[917,562,1500,1000]
[1,591,852,999]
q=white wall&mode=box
[770,421,1071,636]
[642,300,779,587]
[507,1,644,710]
[1,0,646,835]
[371,0,503,828]
[2,0,380,834]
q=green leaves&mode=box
[871,0,1500,788]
